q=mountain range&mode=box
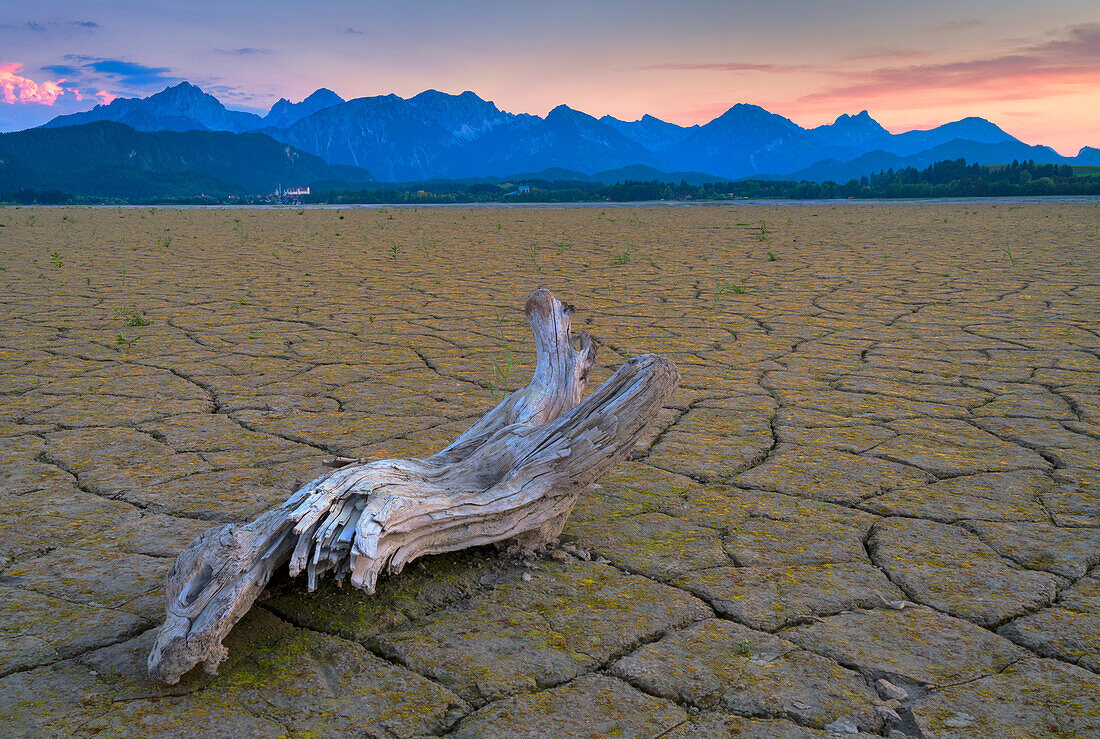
[28,82,1100,189]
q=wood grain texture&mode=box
[148,289,679,684]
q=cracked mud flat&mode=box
[0,202,1098,737]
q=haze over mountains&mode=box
[26,82,1100,189]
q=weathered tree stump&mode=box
[148,289,680,684]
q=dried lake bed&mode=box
[0,203,1098,736]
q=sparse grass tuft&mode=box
[487,309,522,400]
[113,308,152,327]
[116,332,140,348]
[712,277,752,309]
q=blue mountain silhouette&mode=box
[37,82,1095,182]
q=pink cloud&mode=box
[0,62,80,105]
[797,23,1100,107]
[96,90,116,105]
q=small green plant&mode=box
[113,308,152,327]
[712,277,751,309]
[715,277,750,296]
[487,309,523,400]
[755,220,770,241]
[611,248,631,265]
[1001,246,1018,267]
[248,330,259,340]
[50,251,62,268]
[487,350,515,401]
[116,331,140,348]
[554,242,572,255]
[389,243,400,261]
[766,252,777,261]
[157,235,173,248]
[736,639,751,656]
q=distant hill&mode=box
[27,82,1100,186]
[0,121,373,198]
[884,117,1019,156]
[1075,147,1100,165]
[785,138,1071,183]
[358,163,722,189]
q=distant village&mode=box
[271,185,311,203]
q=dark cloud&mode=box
[345,27,365,35]
[214,47,276,56]
[4,19,98,34]
[203,83,246,96]
[40,64,80,76]
[88,60,174,85]
[57,56,178,89]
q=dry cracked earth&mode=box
[0,202,1097,738]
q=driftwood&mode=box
[148,289,680,684]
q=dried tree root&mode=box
[148,289,679,684]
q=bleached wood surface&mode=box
[148,289,679,684]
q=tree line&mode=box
[311,159,1100,204]
[2,158,1097,205]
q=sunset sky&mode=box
[1,0,1097,154]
